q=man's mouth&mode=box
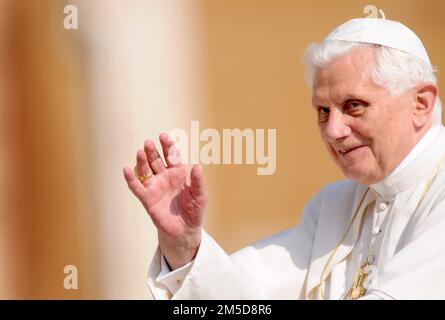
[337,145,364,155]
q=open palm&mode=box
[123,133,207,269]
[124,133,207,237]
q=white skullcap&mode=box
[325,18,432,66]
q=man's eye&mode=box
[346,100,368,111]
[317,107,330,122]
[350,101,362,108]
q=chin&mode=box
[341,164,376,185]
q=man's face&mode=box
[312,47,418,185]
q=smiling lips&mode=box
[338,145,364,155]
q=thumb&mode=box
[190,164,208,202]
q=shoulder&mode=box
[303,179,361,221]
[319,179,359,198]
[241,180,360,252]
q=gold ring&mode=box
[134,166,153,183]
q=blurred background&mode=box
[0,0,443,299]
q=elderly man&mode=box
[123,17,445,299]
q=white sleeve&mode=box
[147,229,264,299]
[147,189,323,300]
[155,254,194,296]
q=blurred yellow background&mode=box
[0,0,443,299]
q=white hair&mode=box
[303,40,442,124]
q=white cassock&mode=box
[147,123,445,300]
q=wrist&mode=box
[158,229,202,270]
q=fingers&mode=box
[144,139,166,174]
[135,150,153,184]
[159,133,182,167]
[189,164,208,201]
[123,167,145,200]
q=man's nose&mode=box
[323,111,351,142]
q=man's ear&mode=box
[413,82,438,127]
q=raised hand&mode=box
[123,133,208,270]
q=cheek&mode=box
[372,122,401,151]
[361,130,393,169]
[373,102,410,138]
[352,117,386,151]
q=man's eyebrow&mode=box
[343,98,370,104]
[342,93,369,101]
[311,94,328,105]
[311,99,324,109]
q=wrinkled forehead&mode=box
[312,47,383,104]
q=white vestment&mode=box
[148,125,445,300]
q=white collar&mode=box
[371,123,442,200]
